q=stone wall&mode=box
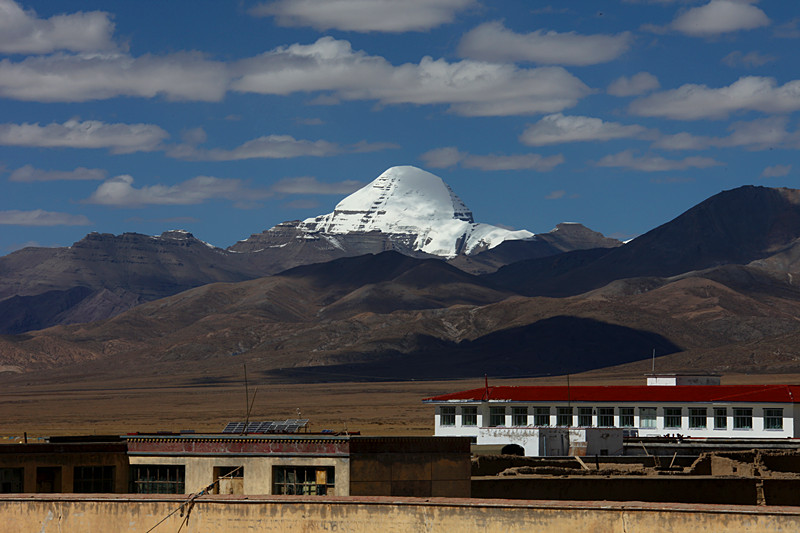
[2,494,799,532]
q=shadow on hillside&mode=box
[266,315,682,383]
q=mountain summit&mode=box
[237,166,533,257]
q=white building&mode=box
[423,376,800,456]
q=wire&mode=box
[144,466,243,533]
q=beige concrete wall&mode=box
[2,494,800,532]
[129,456,350,495]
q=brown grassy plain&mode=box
[2,364,799,440]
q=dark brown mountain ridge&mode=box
[0,224,614,334]
[3,185,800,381]
[486,185,800,297]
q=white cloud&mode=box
[720,116,798,150]
[655,117,788,150]
[420,146,564,171]
[180,127,207,145]
[270,176,363,195]
[420,147,466,168]
[722,50,775,67]
[0,52,228,102]
[85,175,270,207]
[457,21,631,66]
[250,0,476,32]
[0,0,116,54]
[545,190,566,200]
[231,37,591,117]
[651,131,711,150]
[0,119,168,154]
[774,18,800,39]
[629,76,800,120]
[596,150,723,171]
[295,117,325,126]
[9,164,107,182]
[85,174,369,207]
[761,164,792,178]
[671,0,769,36]
[0,209,90,226]
[167,134,394,161]
[520,114,648,146]
[654,117,800,151]
[607,72,661,96]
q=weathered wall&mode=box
[473,476,780,505]
[0,447,129,493]
[349,436,472,498]
[129,455,350,495]
[2,494,800,532]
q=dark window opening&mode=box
[0,468,24,493]
[273,466,335,495]
[74,466,115,493]
[131,465,185,494]
[36,467,62,493]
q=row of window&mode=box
[1,464,336,495]
[0,466,115,493]
[439,406,784,430]
[131,464,335,495]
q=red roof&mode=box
[423,385,800,404]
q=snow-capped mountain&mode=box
[245,166,533,258]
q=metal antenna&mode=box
[243,364,249,435]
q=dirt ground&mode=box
[1,368,798,439]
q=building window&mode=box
[557,407,573,427]
[488,406,506,427]
[213,466,243,495]
[714,407,727,429]
[0,468,23,493]
[534,407,550,426]
[36,467,62,493]
[733,408,753,429]
[131,465,185,494]
[640,408,657,429]
[664,408,682,429]
[764,408,783,430]
[440,406,456,426]
[461,406,477,426]
[689,408,707,429]
[598,407,614,427]
[578,407,593,427]
[273,466,334,495]
[73,466,115,493]
[512,407,528,426]
[619,407,634,428]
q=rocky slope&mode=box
[231,166,535,258]
[487,186,800,296]
[0,167,615,334]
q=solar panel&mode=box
[221,419,309,434]
[222,422,244,434]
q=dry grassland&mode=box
[1,368,798,439]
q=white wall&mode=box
[432,401,797,442]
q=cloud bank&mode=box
[250,0,476,32]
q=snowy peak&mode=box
[303,166,473,233]
[299,166,532,257]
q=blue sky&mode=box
[0,0,798,252]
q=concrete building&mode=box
[0,434,471,498]
[424,377,800,456]
[0,438,129,493]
